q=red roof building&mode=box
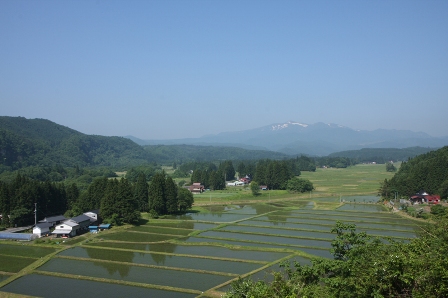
[189,183,205,193]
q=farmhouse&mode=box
[239,176,251,184]
[189,183,205,193]
[410,190,440,204]
[52,220,79,238]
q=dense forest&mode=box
[379,146,448,199]
[0,117,153,170]
[0,170,194,227]
[329,147,437,164]
[143,144,289,163]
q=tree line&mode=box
[0,170,194,227]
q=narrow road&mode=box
[0,225,33,233]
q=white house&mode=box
[52,220,79,238]
[33,222,52,237]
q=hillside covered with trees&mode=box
[329,147,437,164]
[379,146,448,199]
[0,116,153,170]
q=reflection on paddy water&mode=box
[240,220,335,231]
[273,212,415,224]
[256,215,416,226]
[59,247,263,275]
[0,274,10,282]
[129,226,193,236]
[166,212,254,222]
[299,247,334,259]
[99,231,180,242]
[340,195,380,203]
[38,258,232,291]
[183,236,303,250]
[83,242,288,262]
[197,231,333,249]
[224,204,279,215]
[220,225,336,240]
[218,255,312,292]
[337,203,386,212]
[142,221,217,230]
[0,274,196,298]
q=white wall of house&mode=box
[32,226,50,237]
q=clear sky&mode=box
[1,0,447,139]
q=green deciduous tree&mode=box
[177,187,194,212]
[250,181,260,196]
[386,162,397,172]
[286,177,314,193]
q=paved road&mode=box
[0,225,33,233]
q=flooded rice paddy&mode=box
[1,196,422,297]
[1,274,196,298]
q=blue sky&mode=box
[1,0,447,139]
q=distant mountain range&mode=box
[1,117,445,172]
[127,121,448,156]
[0,116,289,170]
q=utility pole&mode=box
[34,203,37,226]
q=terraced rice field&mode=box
[0,197,422,298]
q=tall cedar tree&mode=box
[165,176,178,214]
[149,172,167,215]
[134,173,149,212]
[117,178,139,224]
[100,179,118,221]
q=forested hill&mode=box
[329,147,438,163]
[380,146,448,198]
[143,144,289,163]
[0,116,152,169]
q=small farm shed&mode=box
[99,224,111,230]
[88,226,98,233]
[33,222,52,237]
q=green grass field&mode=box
[191,163,397,206]
[300,163,398,197]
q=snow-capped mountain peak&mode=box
[271,121,308,131]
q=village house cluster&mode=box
[32,210,110,238]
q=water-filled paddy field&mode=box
[1,274,196,298]
[1,196,423,297]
